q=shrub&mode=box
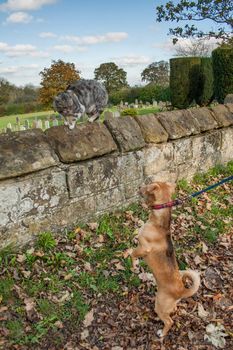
[109,85,170,105]
[121,108,138,116]
[212,47,233,103]
[170,57,201,108]
[195,57,214,106]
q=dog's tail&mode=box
[179,270,200,298]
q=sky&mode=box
[0,0,221,87]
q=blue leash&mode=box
[151,175,233,210]
[189,175,233,199]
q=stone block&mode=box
[0,129,57,180]
[224,94,233,104]
[142,143,174,177]
[220,127,233,163]
[67,153,144,198]
[135,114,168,143]
[157,110,200,139]
[210,105,233,127]
[173,137,193,165]
[0,168,68,246]
[46,122,117,163]
[225,103,233,114]
[104,116,145,152]
[189,107,218,131]
[192,130,222,172]
[95,187,125,213]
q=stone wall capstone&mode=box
[0,104,233,248]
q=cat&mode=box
[53,79,108,129]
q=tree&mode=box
[141,61,169,86]
[0,78,15,105]
[174,38,216,57]
[94,62,128,93]
[39,60,80,106]
[156,0,233,43]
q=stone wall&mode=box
[0,104,233,248]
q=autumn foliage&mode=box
[39,60,80,107]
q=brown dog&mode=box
[131,182,200,337]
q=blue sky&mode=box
[0,0,221,87]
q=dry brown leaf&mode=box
[0,306,8,313]
[197,303,209,319]
[81,329,89,340]
[88,222,98,231]
[84,262,92,271]
[64,273,73,281]
[83,309,94,327]
[54,320,63,329]
[202,242,208,253]
[194,255,202,265]
[16,254,26,263]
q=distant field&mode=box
[0,106,161,131]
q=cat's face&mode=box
[53,91,84,129]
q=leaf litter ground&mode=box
[0,162,232,350]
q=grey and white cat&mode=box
[53,79,108,129]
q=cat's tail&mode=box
[179,270,200,298]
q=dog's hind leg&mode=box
[155,294,175,337]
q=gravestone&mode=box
[44,120,50,129]
[37,120,43,129]
[32,121,37,129]
[24,119,30,129]
[6,123,12,132]
[113,111,121,118]
[53,119,58,127]
[153,100,158,107]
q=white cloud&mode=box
[39,31,57,38]
[52,44,87,53]
[61,32,128,45]
[0,0,57,12]
[113,55,150,67]
[53,45,74,53]
[0,41,49,57]
[6,11,33,23]
[0,63,39,75]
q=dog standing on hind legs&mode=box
[130,182,200,337]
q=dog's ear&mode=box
[146,182,160,194]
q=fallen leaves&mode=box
[83,309,94,328]
[204,323,228,348]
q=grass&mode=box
[0,161,232,348]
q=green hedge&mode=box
[212,47,233,103]
[170,57,213,108]
[196,57,214,106]
[170,57,200,108]
[0,102,46,117]
[109,85,170,105]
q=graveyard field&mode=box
[0,162,232,350]
[0,110,58,131]
[0,106,161,131]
